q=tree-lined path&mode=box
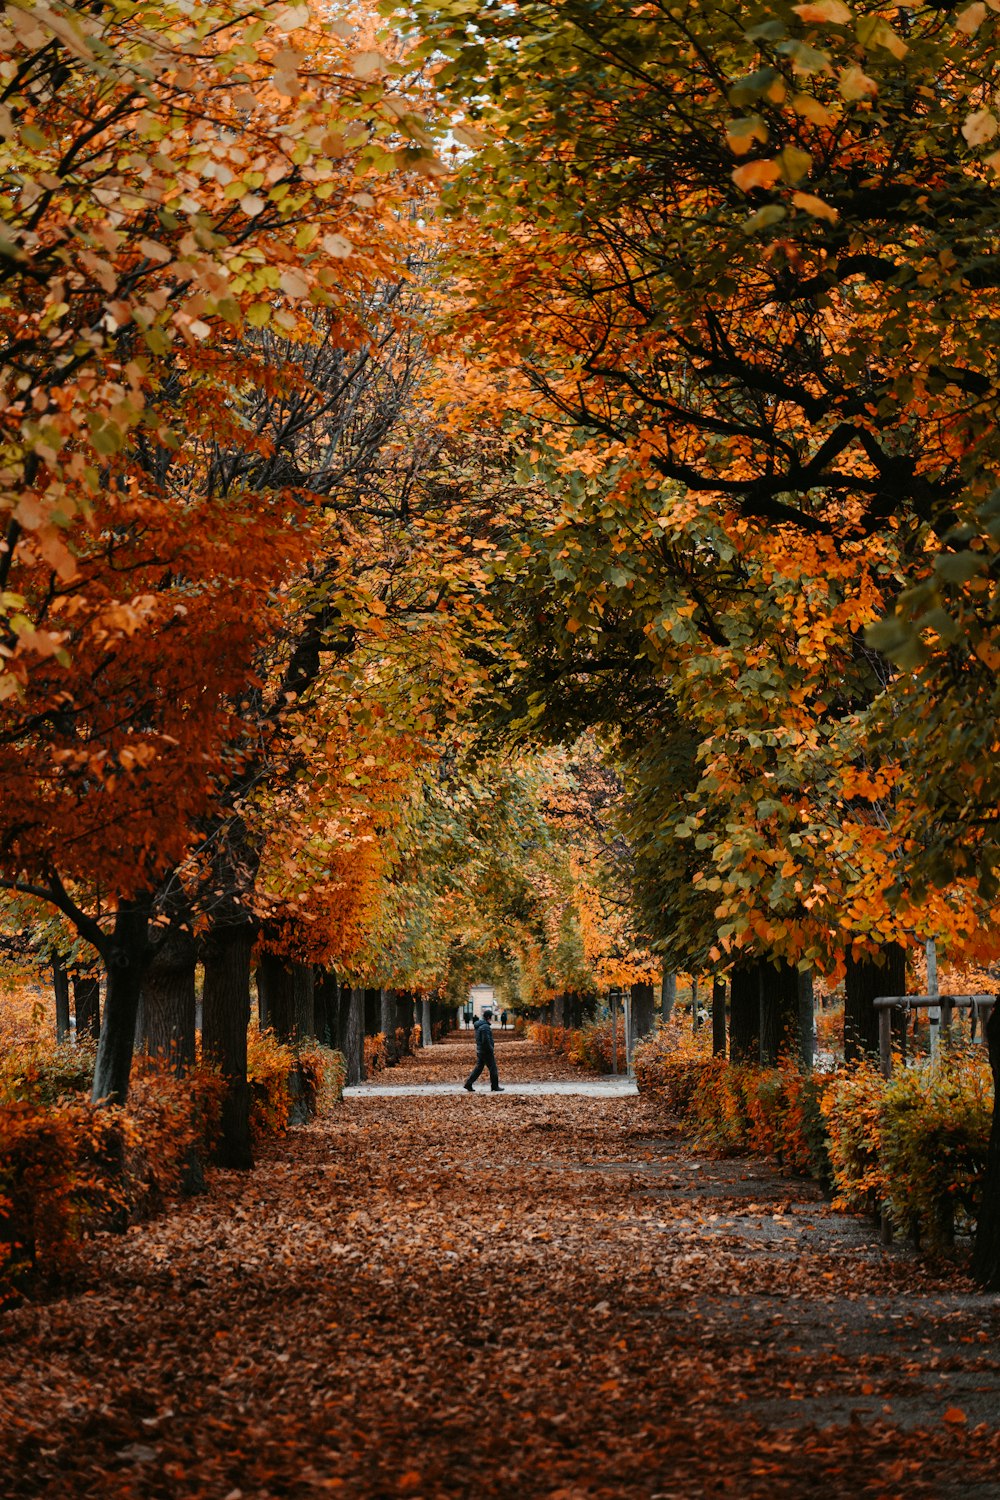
[2,1037,999,1499]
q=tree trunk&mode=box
[729,961,761,1064]
[395,992,412,1054]
[661,966,676,1024]
[91,901,151,1106]
[712,977,727,1058]
[202,924,254,1170]
[798,967,815,1069]
[364,987,381,1036]
[632,981,656,1039]
[344,986,365,1085]
[691,976,699,1033]
[293,963,315,1041]
[135,929,196,1071]
[972,1004,1000,1290]
[421,996,432,1047]
[314,968,338,1048]
[759,958,799,1066]
[74,974,100,1042]
[259,951,295,1043]
[381,988,398,1064]
[255,962,269,1029]
[52,953,70,1043]
[844,943,906,1064]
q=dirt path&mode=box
[2,1036,999,1498]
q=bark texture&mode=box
[202,924,254,1170]
[798,968,815,1068]
[380,989,398,1064]
[844,943,906,1064]
[259,951,296,1043]
[759,958,799,1066]
[729,961,761,1064]
[314,969,336,1048]
[74,974,100,1042]
[421,997,432,1048]
[91,902,151,1106]
[661,968,676,1024]
[293,963,315,1041]
[52,954,70,1043]
[135,929,196,1070]
[344,986,365,1085]
[632,982,656,1039]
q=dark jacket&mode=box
[473,1016,495,1060]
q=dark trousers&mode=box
[465,1055,499,1090]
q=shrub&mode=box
[643,1042,993,1252]
[0,1022,343,1302]
[246,1027,343,1140]
[819,1064,887,1215]
[0,1101,97,1294]
[364,1032,389,1076]
[530,1018,629,1074]
[879,1054,992,1249]
[247,1025,297,1140]
[0,1038,97,1105]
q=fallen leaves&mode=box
[0,1036,998,1497]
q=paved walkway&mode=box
[344,1077,638,1097]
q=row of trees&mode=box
[5,1,1000,1278]
[392,0,1000,1281]
[0,1,491,1159]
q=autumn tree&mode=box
[0,0,444,1107]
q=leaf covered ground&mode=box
[2,1034,999,1498]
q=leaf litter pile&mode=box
[2,1035,999,1498]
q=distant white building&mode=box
[468,984,496,1020]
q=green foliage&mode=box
[880,1056,993,1250]
[0,1039,96,1105]
[635,1029,994,1254]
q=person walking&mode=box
[463,1013,503,1092]
[501,1010,508,1031]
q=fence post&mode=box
[926,938,940,1063]
[878,1005,892,1080]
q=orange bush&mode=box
[364,1032,390,1076]
[530,1019,631,1074]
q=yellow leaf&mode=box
[792,92,838,126]
[453,123,486,148]
[726,117,768,156]
[352,50,386,79]
[956,1,987,31]
[139,238,172,264]
[792,190,839,221]
[732,158,781,191]
[839,66,878,100]
[321,233,354,258]
[794,0,852,22]
[778,145,812,183]
[962,109,998,145]
[279,269,309,299]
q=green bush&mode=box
[637,1032,995,1256]
[880,1055,992,1249]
